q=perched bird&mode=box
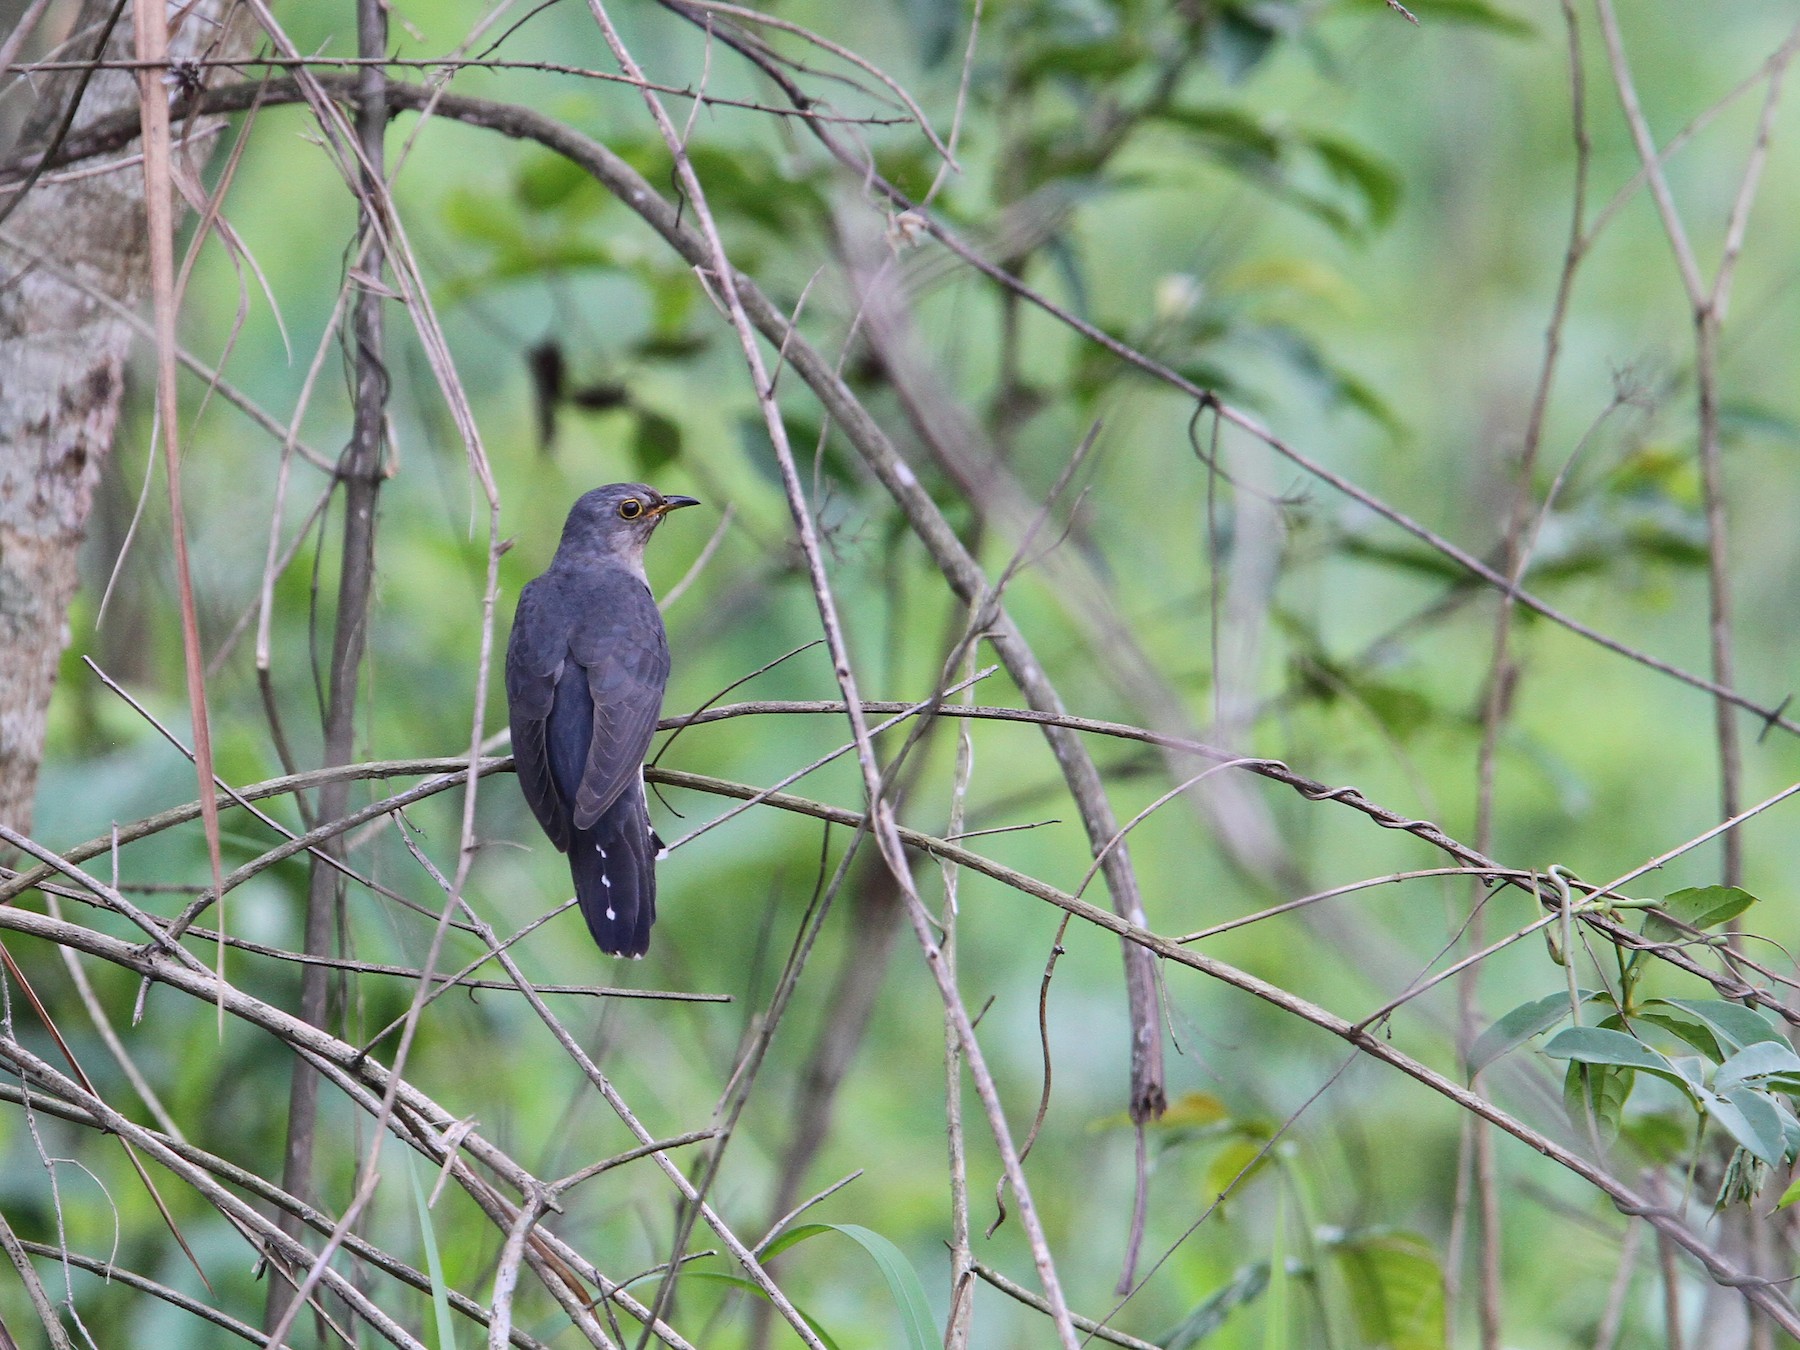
[505,484,700,956]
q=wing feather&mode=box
[505,580,573,851]
[569,580,670,830]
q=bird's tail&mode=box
[569,785,657,957]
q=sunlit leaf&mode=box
[760,1224,935,1350]
[1206,1135,1275,1199]
[1159,1091,1232,1128]
[1646,885,1758,941]
[1330,1230,1448,1350]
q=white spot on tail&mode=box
[601,876,612,888]
[599,847,607,858]
[605,907,616,921]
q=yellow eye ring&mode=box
[618,498,644,520]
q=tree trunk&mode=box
[0,0,249,835]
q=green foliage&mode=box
[1159,1261,1271,1348]
[14,0,1800,1345]
[1646,885,1759,942]
[402,1149,460,1350]
[763,1224,937,1350]
[1544,989,1800,1192]
[1637,997,1783,1062]
[1328,1230,1447,1350]
[1149,106,1402,238]
[1338,0,1535,34]
[1467,989,1598,1075]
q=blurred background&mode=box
[5,0,1800,1345]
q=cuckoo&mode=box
[505,483,699,956]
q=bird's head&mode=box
[558,482,701,571]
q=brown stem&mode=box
[267,0,390,1335]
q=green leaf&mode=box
[1704,1089,1787,1167]
[1016,35,1148,84]
[1668,1055,1710,1090]
[1305,132,1402,229]
[401,1151,458,1350]
[762,1224,936,1350]
[1158,1262,1270,1348]
[735,414,862,492]
[441,186,524,248]
[516,150,591,212]
[1635,1008,1726,1062]
[1563,1061,1632,1142]
[1621,1110,1692,1167]
[1205,11,1281,82]
[686,144,828,233]
[1158,1091,1232,1128]
[1260,326,1402,431]
[1264,1194,1290,1350]
[1775,1099,1800,1156]
[1714,1042,1800,1096]
[1543,1026,1690,1091]
[1153,105,1284,162]
[1468,992,1582,1075]
[903,0,961,68]
[1206,1135,1275,1200]
[1647,999,1783,1057]
[632,410,682,474]
[673,1271,840,1350]
[1646,886,1758,941]
[632,332,710,362]
[1331,1231,1448,1350]
[1340,0,1534,35]
[1338,534,1470,583]
[1778,1171,1800,1209]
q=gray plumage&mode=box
[505,483,699,956]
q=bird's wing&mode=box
[567,580,671,832]
[505,580,574,852]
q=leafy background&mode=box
[7,0,1800,1346]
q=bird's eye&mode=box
[618,498,644,520]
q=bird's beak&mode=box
[652,495,701,516]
